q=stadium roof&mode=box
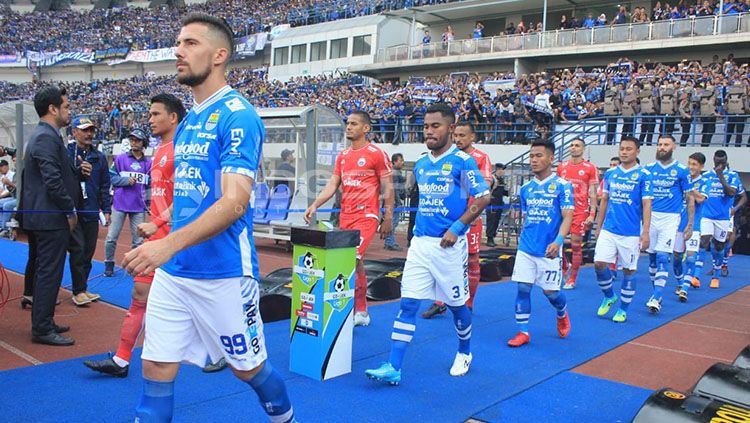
[274,15,386,40]
[384,0,610,25]
[0,101,37,149]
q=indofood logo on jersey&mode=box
[293,252,324,287]
[324,272,354,312]
[175,142,210,159]
[609,182,636,192]
[418,182,451,195]
[205,111,220,131]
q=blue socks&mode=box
[648,253,657,283]
[247,362,295,423]
[711,245,723,278]
[448,304,472,354]
[595,266,615,298]
[652,252,669,301]
[514,282,532,334]
[682,253,696,291]
[673,252,684,280]
[135,378,174,423]
[389,297,419,370]
[544,290,567,317]
[723,242,731,266]
[619,274,636,312]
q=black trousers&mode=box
[605,117,618,144]
[31,228,70,336]
[486,205,504,241]
[726,115,746,146]
[622,117,635,138]
[639,114,657,145]
[68,219,99,295]
[660,116,675,136]
[680,117,692,146]
[23,231,37,297]
[701,117,716,147]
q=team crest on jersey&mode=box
[631,172,639,180]
[357,157,366,167]
[205,111,220,131]
[159,154,167,167]
[578,169,585,176]
[441,163,453,175]
[131,162,141,171]
[670,169,678,176]
[548,182,557,193]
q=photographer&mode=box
[66,116,111,305]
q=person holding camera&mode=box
[66,116,112,305]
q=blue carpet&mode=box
[473,371,652,422]
[1,251,748,422]
[0,238,134,308]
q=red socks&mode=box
[355,268,368,313]
[570,240,583,281]
[466,253,480,309]
[115,299,147,363]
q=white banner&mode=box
[123,47,176,63]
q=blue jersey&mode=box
[702,169,745,220]
[518,175,574,257]
[602,165,653,237]
[163,86,263,279]
[645,161,691,214]
[413,146,489,238]
[678,175,709,232]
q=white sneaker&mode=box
[646,297,661,314]
[354,312,371,327]
[449,352,472,377]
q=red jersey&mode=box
[556,159,598,212]
[334,143,392,219]
[149,141,174,240]
[468,147,493,182]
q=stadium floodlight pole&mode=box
[718,0,724,34]
[411,11,416,47]
[542,0,548,47]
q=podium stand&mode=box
[289,226,359,380]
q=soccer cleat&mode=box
[721,265,728,277]
[597,296,618,317]
[612,309,627,323]
[646,297,662,314]
[678,290,688,303]
[449,352,473,377]
[203,358,227,373]
[365,362,401,385]
[691,277,701,289]
[557,313,571,338]
[507,331,530,347]
[354,312,371,327]
[421,303,447,319]
[710,278,720,289]
[674,286,683,296]
[562,280,576,290]
[83,355,129,378]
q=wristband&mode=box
[555,235,565,245]
[449,220,467,236]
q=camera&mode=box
[1,146,16,157]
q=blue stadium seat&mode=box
[252,182,270,224]
[255,184,291,225]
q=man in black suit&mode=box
[20,86,81,346]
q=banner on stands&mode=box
[234,33,268,58]
[270,24,291,39]
[0,54,19,63]
[26,50,96,68]
[94,47,130,61]
[123,47,176,63]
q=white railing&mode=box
[376,13,750,63]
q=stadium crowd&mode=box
[1,0,749,55]
[2,53,748,145]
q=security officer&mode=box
[698,84,719,147]
[639,83,658,146]
[603,87,622,144]
[659,83,677,136]
[622,87,640,138]
[678,88,694,147]
[725,81,748,147]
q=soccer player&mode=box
[643,135,693,313]
[699,150,745,289]
[674,152,709,302]
[556,138,598,290]
[593,136,652,323]
[122,14,295,422]
[507,141,574,347]
[365,103,490,384]
[720,188,747,276]
[422,122,492,318]
[84,94,185,378]
[304,111,394,327]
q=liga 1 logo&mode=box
[324,271,355,312]
[293,252,324,287]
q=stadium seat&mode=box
[255,184,291,225]
[269,184,308,227]
[252,182,270,224]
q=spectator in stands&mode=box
[384,153,405,251]
[103,128,151,277]
[597,14,608,26]
[612,6,628,25]
[583,13,596,28]
[473,21,484,39]
[0,158,16,236]
[559,15,570,30]
[275,149,296,192]
[66,116,111,305]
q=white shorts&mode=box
[700,218,730,243]
[674,231,701,254]
[511,250,563,291]
[400,235,468,307]
[646,212,680,254]
[594,229,641,271]
[142,269,267,371]
[729,215,735,233]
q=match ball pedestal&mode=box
[289,226,360,381]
